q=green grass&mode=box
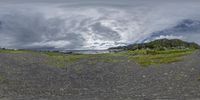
[44,49,195,68]
[0,49,34,54]
[44,53,91,68]
[128,49,195,67]
[0,48,196,68]
[44,52,122,68]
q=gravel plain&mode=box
[0,51,200,100]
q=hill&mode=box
[109,39,200,50]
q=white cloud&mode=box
[155,35,183,40]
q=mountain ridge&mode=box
[109,38,200,50]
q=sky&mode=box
[0,0,200,50]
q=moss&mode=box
[0,75,5,83]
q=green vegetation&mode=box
[108,39,199,66]
[0,39,198,67]
[109,39,200,50]
[0,48,196,67]
[128,49,195,67]
[0,49,31,54]
[43,52,122,68]
[45,53,91,68]
[145,39,199,50]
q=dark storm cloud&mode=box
[0,9,85,49]
[147,19,200,43]
[91,22,121,40]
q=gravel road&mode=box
[0,51,200,100]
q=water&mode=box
[62,50,111,54]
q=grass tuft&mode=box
[128,49,195,67]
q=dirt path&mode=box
[0,51,200,100]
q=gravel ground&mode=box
[0,51,200,100]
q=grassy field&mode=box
[127,49,195,66]
[0,49,32,54]
[0,49,196,67]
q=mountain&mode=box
[109,39,200,50]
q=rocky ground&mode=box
[0,51,200,100]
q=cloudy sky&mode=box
[0,0,200,50]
